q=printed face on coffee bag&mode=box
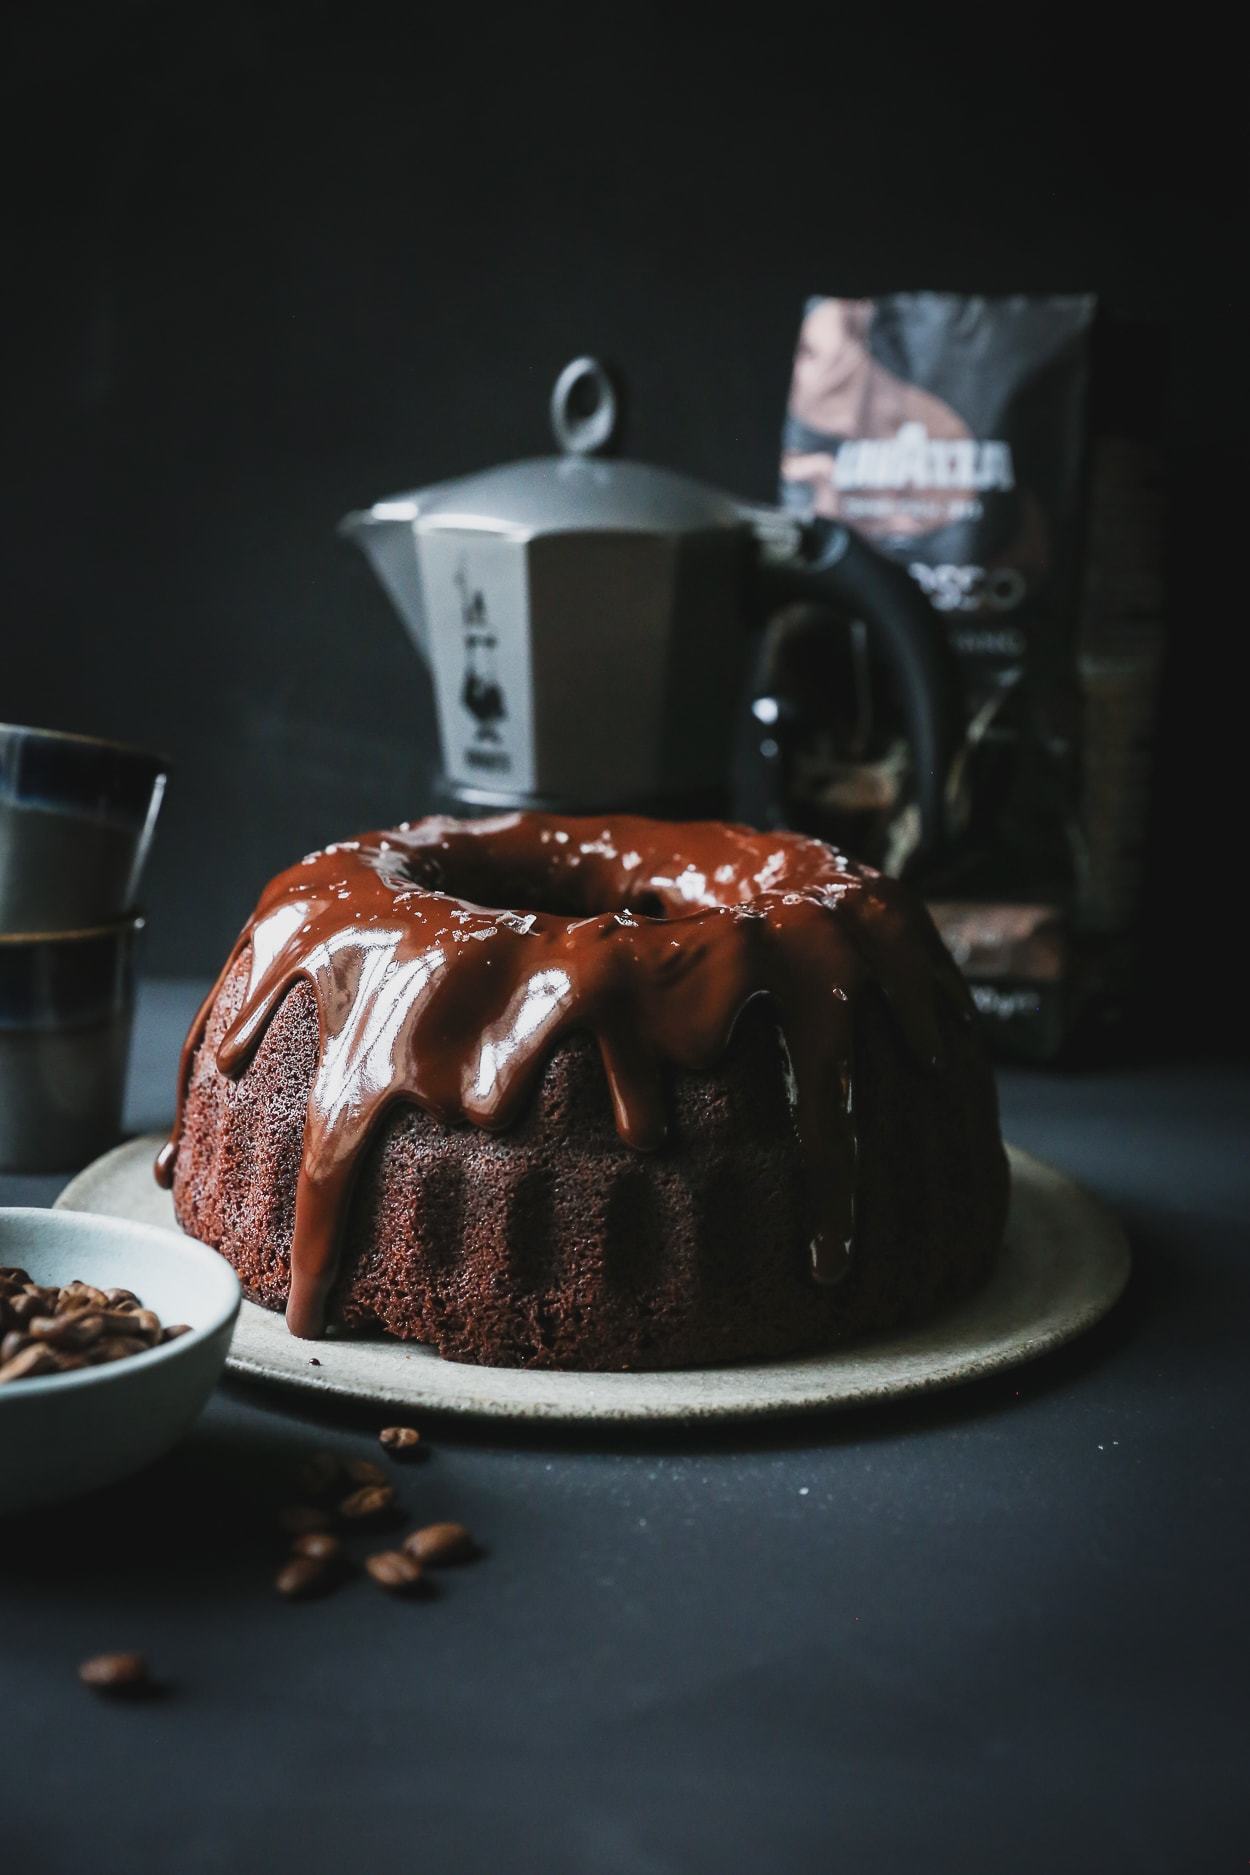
[787,298,976,538]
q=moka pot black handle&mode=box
[748,513,961,857]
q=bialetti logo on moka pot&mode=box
[456,560,511,773]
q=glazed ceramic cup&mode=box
[0,722,167,934]
[0,917,142,1172]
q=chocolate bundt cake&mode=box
[157,813,1008,1369]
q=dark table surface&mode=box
[2,982,1247,1875]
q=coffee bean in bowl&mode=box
[0,1273,187,1383]
[0,1207,240,1516]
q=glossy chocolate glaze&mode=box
[157,814,971,1339]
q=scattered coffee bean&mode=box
[277,1503,334,1536]
[274,1556,335,1600]
[265,1444,483,1625]
[379,1425,421,1455]
[296,1451,343,1497]
[339,1483,396,1522]
[344,1457,388,1488]
[160,1324,192,1343]
[365,1549,423,1594]
[291,1531,343,1564]
[78,1652,151,1695]
[402,1521,477,1566]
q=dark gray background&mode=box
[4,24,1245,1864]
[2,3,1238,1038]
[2,983,1248,1874]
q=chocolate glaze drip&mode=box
[157,814,971,1339]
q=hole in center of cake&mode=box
[402,856,713,921]
[467,877,688,920]
[395,828,754,921]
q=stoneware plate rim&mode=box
[0,1207,241,1403]
[55,1137,1129,1423]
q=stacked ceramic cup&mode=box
[0,724,166,1172]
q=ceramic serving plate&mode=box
[55,1139,1129,1424]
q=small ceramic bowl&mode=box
[0,917,143,1172]
[0,722,167,934]
[0,1207,240,1515]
